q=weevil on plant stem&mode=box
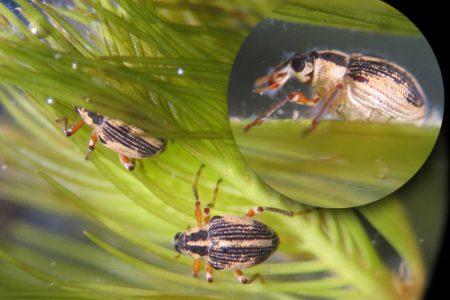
[173,165,314,284]
[244,49,427,134]
[62,107,166,171]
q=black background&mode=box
[386,0,450,298]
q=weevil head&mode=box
[173,232,186,254]
[75,107,104,127]
[288,52,316,84]
[254,52,316,94]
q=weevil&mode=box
[173,165,313,284]
[62,107,166,171]
[244,49,427,133]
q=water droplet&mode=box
[177,68,184,75]
[1,164,7,171]
[29,26,38,34]
[46,97,54,105]
[72,62,78,70]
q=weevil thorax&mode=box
[75,107,105,128]
[309,50,350,96]
[173,226,211,259]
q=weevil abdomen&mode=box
[208,215,279,270]
[342,54,426,121]
[97,119,166,159]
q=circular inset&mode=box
[228,4,444,208]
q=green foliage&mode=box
[231,120,439,207]
[272,0,421,35]
[0,1,431,299]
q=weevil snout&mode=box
[173,232,185,253]
[254,63,292,94]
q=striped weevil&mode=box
[173,165,314,284]
[62,107,166,171]
[244,49,427,133]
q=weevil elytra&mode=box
[62,107,166,171]
[173,165,313,284]
[244,49,427,133]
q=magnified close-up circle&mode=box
[228,4,444,208]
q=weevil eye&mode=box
[291,57,306,72]
[290,55,314,83]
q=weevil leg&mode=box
[204,178,222,224]
[245,206,315,218]
[119,154,135,171]
[288,91,320,106]
[206,262,214,283]
[85,130,98,160]
[207,178,222,209]
[244,96,292,133]
[233,270,262,284]
[192,258,201,278]
[62,118,85,137]
[304,84,344,135]
[192,164,205,226]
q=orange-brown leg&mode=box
[203,178,222,225]
[233,270,262,284]
[119,154,135,171]
[192,164,205,226]
[244,96,292,133]
[245,206,315,218]
[304,84,343,135]
[244,92,320,133]
[206,262,214,283]
[192,258,201,278]
[287,91,320,106]
[85,130,98,160]
[62,118,85,137]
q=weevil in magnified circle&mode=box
[173,165,314,284]
[62,107,166,171]
[244,49,427,133]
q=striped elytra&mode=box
[208,215,279,270]
[174,215,279,271]
[97,118,166,159]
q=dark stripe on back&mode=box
[317,51,348,67]
[186,229,208,243]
